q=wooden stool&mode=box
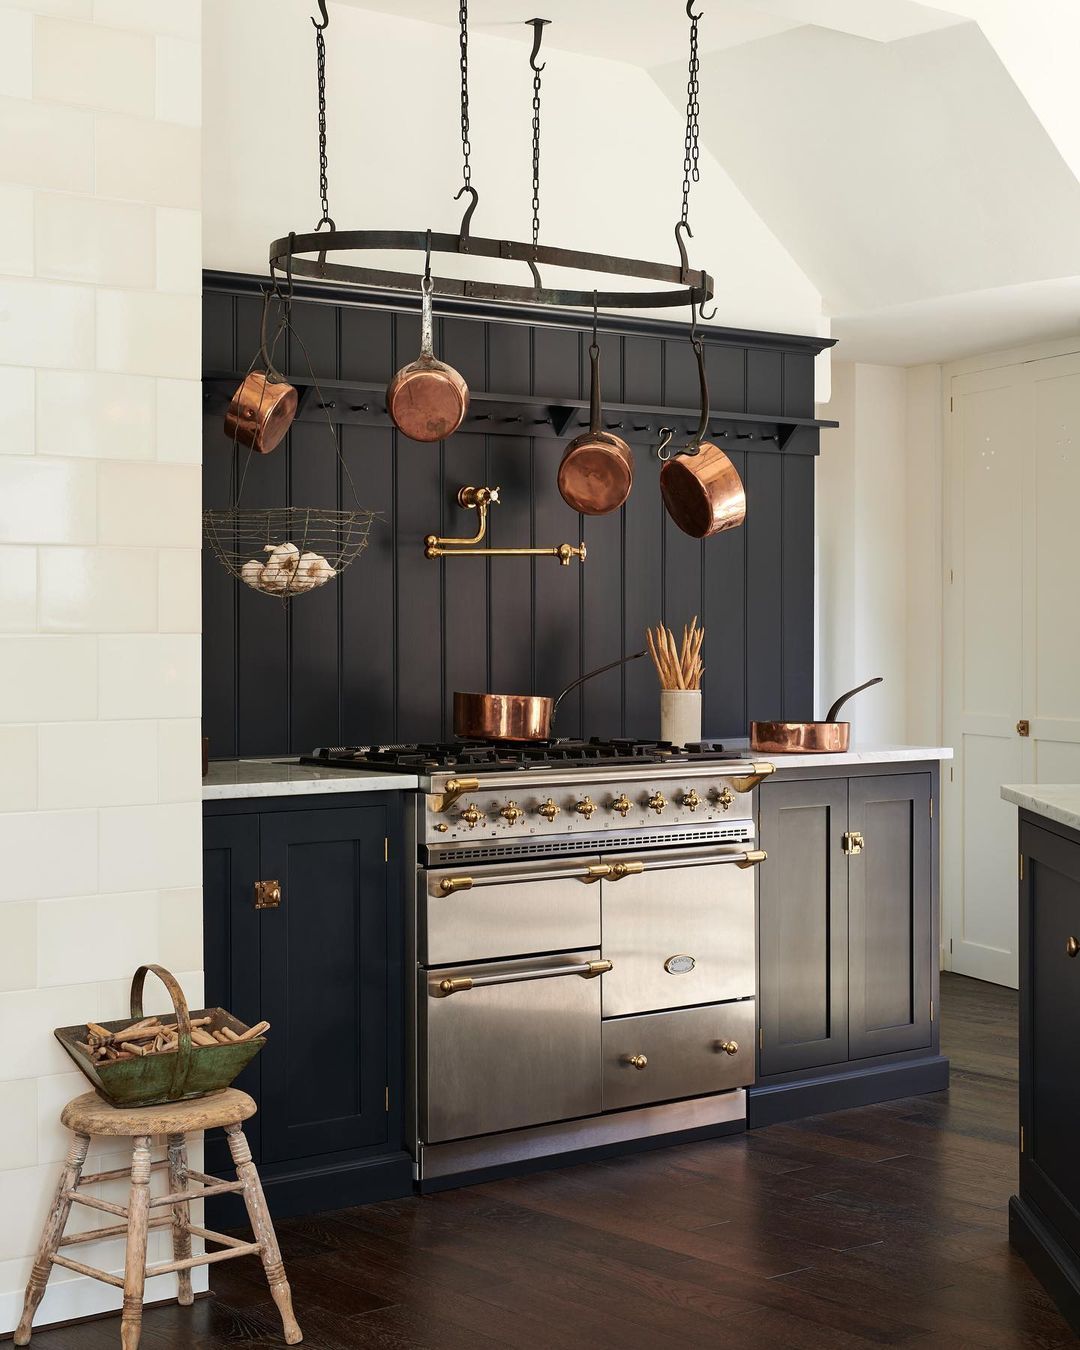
[14,1088,301,1349]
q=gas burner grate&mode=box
[305,736,738,774]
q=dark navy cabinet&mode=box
[202,791,411,1223]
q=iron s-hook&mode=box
[686,0,704,16]
[529,17,550,70]
[312,0,329,30]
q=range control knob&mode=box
[611,793,632,818]
[574,796,598,820]
[680,788,701,812]
[711,786,735,812]
[647,791,667,816]
[499,801,525,826]
[458,803,484,829]
[537,797,561,823]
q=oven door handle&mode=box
[436,863,610,894]
[607,850,767,880]
[435,959,612,996]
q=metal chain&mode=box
[531,52,542,247]
[314,17,331,227]
[458,0,472,191]
[680,4,701,229]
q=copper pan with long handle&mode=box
[454,652,647,743]
[750,677,883,753]
[557,303,634,515]
[387,268,469,443]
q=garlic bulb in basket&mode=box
[241,559,264,589]
[295,551,337,589]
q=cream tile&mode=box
[158,886,201,970]
[8,0,90,14]
[155,35,199,127]
[0,11,32,99]
[156,718,200,802]
[0,95,93,193]
[0,809,97,902]
[0,279,94,371]
[0,456,97,544]
[0,985,99,1084]
[95,114,199,210]
[98,633,199,719]
[0,1080,37,1170]
[0,545,36,632]
[37,370,155,460]
[155,377,200,463]
[0,636,97,721]
[36,1069,85,1165]
[0,727,37,812]
[157,548,199,632]
[35,192,155,288]
[155,207,200,293]
[0,367,34,456]
[96,289,200,379]
[0,902,36,994]
[0,1164,71,1262]
[98,460,198,547]
[0,184,33,276]
[35,15,154,115]
[38,720,157,809]
[38,890,157,986]
[38,545,158,634]
[99,802,200,892]
[93,0,198,38]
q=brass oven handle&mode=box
[727,762,776,794]
[1068,936,1079,959]
[437,863,611,894]
[605,850,766,879]
[735,850,767,869]
[436,959,612,996]
[431,777,482,813]
[609,860,645,881]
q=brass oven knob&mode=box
[458,803,484,829]
[681,788,701,812]
[647,791,666,815]
[499,801,525,826]
[711,786,734,811]
[574,796,597,820]
[537,798,561,823]
[625,1054,648,1070]
[612,793,632,817]
[718,1040,739,1056]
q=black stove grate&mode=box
[302,737,740,774]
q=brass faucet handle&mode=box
[574,795,598,820]
[718,1040,739,1056]
[681,788,701,812]
[458,803,484,829]
[457,484,500,509]
[624,1054,648,1070]
[499,801,525,826]
[647,791,666,815]
[611,793,632,817]
[537,797,561,822]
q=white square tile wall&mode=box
[0,0,204,1334]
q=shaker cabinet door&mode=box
[847,774,933,1058]
[758,778,849,1074]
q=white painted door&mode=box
[944,352,1080,987]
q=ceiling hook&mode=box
[528,17,550,71]
[454,184,479,252]
[674,220,693,282]
[312,0,329,31]
[698,295,718,322]
[686,0,703,16]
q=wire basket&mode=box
[203,505,378,599]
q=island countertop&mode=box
[1001,783,1080,834]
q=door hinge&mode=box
[384,1086,390,1112]
[254,879,281,910]
[842,831,865,855]
[384,836,389,863]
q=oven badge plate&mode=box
[664,954,696,975]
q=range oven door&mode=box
[601,845,763,1017]
[421,950,607,1144]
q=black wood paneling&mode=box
[203,275,825,755]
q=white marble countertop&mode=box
[1001,784,1080,833]
[203,759,420,800]
[731,743,953,771]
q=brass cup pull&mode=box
[1068,936,1080,959]
[718,1040,739,1056]
[625,1054,648,1070]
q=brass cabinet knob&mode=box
[1068,936,1079,959]
[574,796,597,820]
[681,788,701,812]
[718,1040,739,1056]
[625,1054,648,1070]
[499,801,525,826]
[647,791,666,815]
[458,803,484,829]
[612,793,632,817]
[711,786,734,811]
[537,797,561,822]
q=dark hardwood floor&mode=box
[21,974,1076,1349]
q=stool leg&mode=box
[121,1135,153,1350]
[225,1123,302,1345]
[14,1131,90,1346]
[165,1132,193,1306]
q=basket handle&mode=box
[129,964,193,1101]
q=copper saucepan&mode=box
[454,651,647,743]
[558,310,633,515]
[387,273,469,443]
[224,289,298,455]
[750,677,884,753]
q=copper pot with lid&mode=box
[387,271,469,443]
[558,303,634,515]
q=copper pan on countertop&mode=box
[750,677,883,754]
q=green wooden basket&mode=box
[55,964,266,1109]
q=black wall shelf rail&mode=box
[204,374,837,455]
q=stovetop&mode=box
[302,738,745,774]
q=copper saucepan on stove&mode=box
[454,651,647,743]
[750,677,883,753]
[557,306,633,515]
[387,272,469,443]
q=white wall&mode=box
[0,1,204,1335]
[202,0,829,392]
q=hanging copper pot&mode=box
[659,329,746,539]
[387,274,469,443]
[224,372,298,456]
[558,309,633,515]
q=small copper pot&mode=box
[558,339,633,515]
[387,277,468,443]
[224,371,298,456]
[750,677,884,754]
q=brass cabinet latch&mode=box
[1016,719,1030,737]
[842,831,865,856]
[255,880,281,910]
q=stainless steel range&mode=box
[304,740,775,1186]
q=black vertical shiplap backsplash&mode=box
[202,273,827,758]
